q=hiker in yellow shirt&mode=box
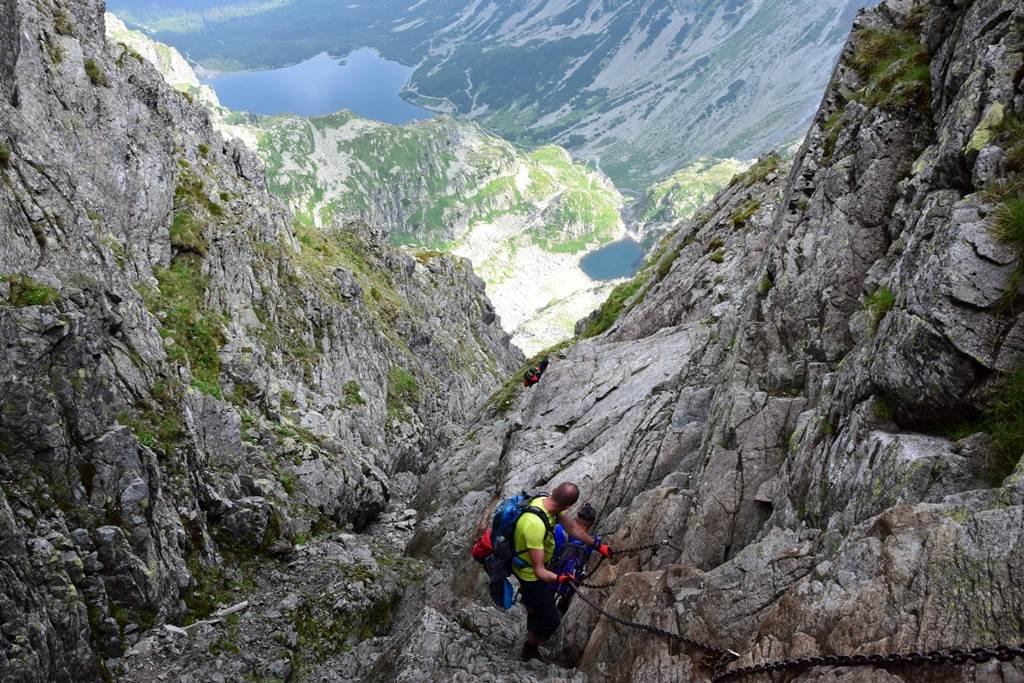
[514,482,612,662]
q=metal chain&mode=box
[568,539,1024,682]
[614,538,685,556]
[581,536,684,589]
[577,576,620,589]
[712,644,1024,681]
[569,580,739,672]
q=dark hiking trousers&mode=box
[517,577,560,640]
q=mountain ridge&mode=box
[108,0,876,188]
[106,14,630,353]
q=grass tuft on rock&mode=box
[995,197,1024,250]
[1,274,59,306]
[981,369,1024,484]
[654,246,681,282]
[736,154,781,188]
[115,43,145,68]
[994,113,1024,174]
[580,277,645,339]
[950,369,1024,486]
[865,285,895,325]
[44,35,65,64]
[414,250,446,264]
[848,27,930,113]
[343,380,366,407]
[116,402,182,456]
[279,470,297,495]
[0,144,10,168]
[289,586,396,676]
[821,110,845,163]
[53,7,74,35]
[730,199,762,228]
[143,254,225,398]
[184,554,258,622]
[386,367,418,419]
[175,168,225,218]
[84,59,109,87]
[170,212,208,255]
[989,191,1024,313]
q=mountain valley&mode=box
[2,0,1023,682]
[109,0,874,189]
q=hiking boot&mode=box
[520,641,544,662]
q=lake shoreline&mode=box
[202,49,437,123]
[580,238,645,281]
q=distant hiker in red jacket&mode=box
[523,357,550,388]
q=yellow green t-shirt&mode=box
[512,497,558,581]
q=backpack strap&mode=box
[511,502,555,562]
[524,506,554,536]
[523,494,553,538]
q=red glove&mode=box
[597,544,612,559]
[557,573,574,585]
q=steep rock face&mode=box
[0,0,520,679]
[6,0,1024,680]
[406,0,1024,680]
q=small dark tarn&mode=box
[580,238,645,281]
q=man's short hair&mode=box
[551,482,580,507]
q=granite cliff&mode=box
[0,0,519,679]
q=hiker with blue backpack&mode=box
[551,502,599,615]
[470,482,612,662]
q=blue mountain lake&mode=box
[202,49,436,123]
[580,238,645,281]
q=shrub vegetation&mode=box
[343,380,365,407]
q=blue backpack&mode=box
[482,492,551,609]
[552,532,594,596]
